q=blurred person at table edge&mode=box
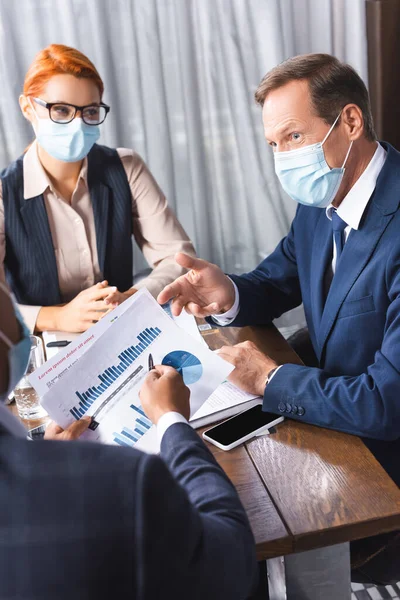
[0,279,257,599]
[158,54,400,586]
[0,44,195,334]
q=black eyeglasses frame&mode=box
[32,97,110,125]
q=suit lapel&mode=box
[316,141,400,358]
[310,210,333,337]
[90,180,110,277]
[20,195,60,303]
[318,200,394,356]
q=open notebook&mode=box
[190,380,261,428]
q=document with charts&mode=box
[37,289,233,453]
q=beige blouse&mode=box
[0,142,195,331]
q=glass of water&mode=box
[14,335,47,420]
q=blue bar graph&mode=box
[135,424,146,436]
[130,404,146,418]
[137,417,151,430]
[113,412,152,447]
[69,327,162,419]
[113,432,135,447]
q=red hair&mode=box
[23,44,104,98]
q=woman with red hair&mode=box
[0,44,195,333]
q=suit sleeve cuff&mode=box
[156,411,189,444]
[211,278,240,325]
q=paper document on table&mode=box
[38,300,204,371]
[190,380,261,428]
[35,289,233,453]
[162,301,207,346]
[42,331,80,360]
[30,294,138,397]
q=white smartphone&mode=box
[202,404,284,451]
[26,423,47,441]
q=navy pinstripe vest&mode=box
[1,144,133,306]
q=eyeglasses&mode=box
[32,97,110,125]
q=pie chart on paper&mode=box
[162,350,203,385]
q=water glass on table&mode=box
[14,335,47,420]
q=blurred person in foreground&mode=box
[0,280,256,600]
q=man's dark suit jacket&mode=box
[0,422,257,599]
[227,142,400,487]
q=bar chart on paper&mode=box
[70,327,161,420]
[113,405,152,447]
[39,288,235,453]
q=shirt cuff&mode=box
[266,365,283,386]
[156,411,188,444]
[211,278,240,325]
[17,304,42,334]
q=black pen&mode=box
[148,353,155,371]
[46,340,71,348]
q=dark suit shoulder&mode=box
[0,435,156,485]
[294,203,324,228]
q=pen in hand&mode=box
[148,353,155,371]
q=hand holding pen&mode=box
[148,353,155,371]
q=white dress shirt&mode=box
[325,142,386,274]
[212,142,387,382]
[156,411,188,443]
[0,402,188,444]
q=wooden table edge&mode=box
[291,512,400,554]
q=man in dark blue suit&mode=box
[158,54,400,587]
[0,283,257,599]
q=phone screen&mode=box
[26,424,47,440]
[204,405,280,446]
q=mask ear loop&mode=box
[321,111,353,169]
[341,141,353,169]
[0,330,12,349]
[0,281,11,297]
[321,112,342,146]
[27,97,38,115]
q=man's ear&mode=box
[341,103,364,141]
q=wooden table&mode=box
[11,322,400,567]
[198,323,400,562]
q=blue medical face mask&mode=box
[273,113,353,208]
[0,285,31,403]
[30,100,100,162]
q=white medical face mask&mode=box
[29,99,100,162]
[0,283,31,402]
[274,112,353,208]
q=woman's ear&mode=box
[19,95,35,124]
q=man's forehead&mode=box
[261,80,314,132]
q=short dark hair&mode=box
[255,53,376,142]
